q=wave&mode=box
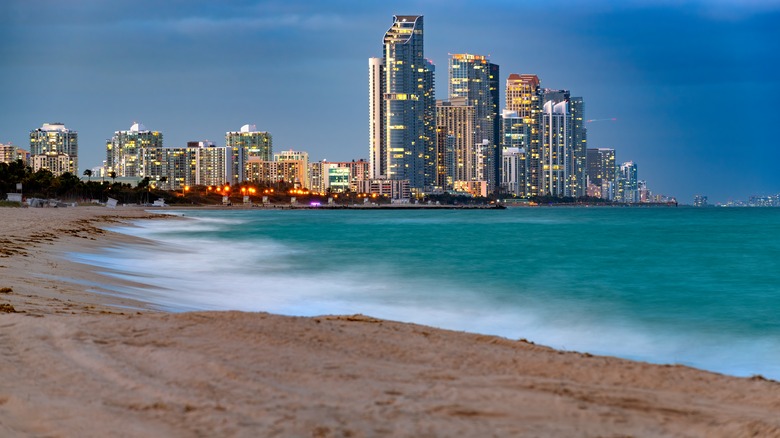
[67,210,780,380]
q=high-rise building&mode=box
[139,147,197,191]
[570,97,587,197]
[369,15,434,192]
[225,124,272,184]
[106,123,163,178]
[505,74,542,196]
[618,161,639,203]
[189,141,230,188]
[449,54,499,191]
[0,143,20,164]
[500,110,530,196]
[368,57,385,179]
[274,150,311,189]
[435,127,455,190]
[541,100,572,197]
[246,159,308,188]
[502,147,526,197]
[586,148,616,199]
[488,63,501,193]
[437,98,475,185]
[421,59,437,190]
[29,123,78,175]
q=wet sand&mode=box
[1,206,779,437]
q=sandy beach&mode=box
[1,206,779,437]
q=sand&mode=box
[1,206,779,437]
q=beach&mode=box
[1,206,779,437]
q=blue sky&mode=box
[1,0,778,203]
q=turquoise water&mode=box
[71,207,780,379]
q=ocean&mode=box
[70,207,780,379]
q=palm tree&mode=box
[83,169,92,182]
[109,171,117,184]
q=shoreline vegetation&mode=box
[1,161,680,209]
[1,206,779,436]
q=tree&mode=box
[83,169,92,182]
[109,171,117,184]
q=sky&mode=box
[1,0,779,203]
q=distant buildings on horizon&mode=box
[0,13,721,205]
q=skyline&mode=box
[1,1,779,203]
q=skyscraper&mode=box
[369,15,435,192]
[449,54,499,191]
[225,124,272,184]
[29,122,78,176]
[368,57,385,179]
[618,161,639,203]
[500,110,530,196]
[505,74,541,196]
[570,97,587,197]
[488,63,501,193]
[106,123,163,178]
[586,148,616,199]
[541,100,571,197]
[437,98,475,185]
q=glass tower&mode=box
[505,74,541,196]
[449,54,499,191]
[376,15,434,192]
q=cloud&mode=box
[163,13,347,36]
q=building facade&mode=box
[570,97,587,197]
[617,161,639,203]
[436,98,476,186]
[29,123,78,175]
[500,110,530,196]
[274,150,310,189]
[190,142,230,188]
[0,143,23,164]
[541,100,572,197]
[586,148,616,200]
[501,147,526,197]
[369,15,435,192]
[106,123,163,178]
[449,53,499,191]
[505,74,542,196]
[309,160,371,193]
[31,153,71,176]
[225,124,272,184]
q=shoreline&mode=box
[1,206,780,436]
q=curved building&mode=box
[369,15,435,192]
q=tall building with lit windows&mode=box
[449,54,499,191]
[505,74,541,196]
[501,110,530,196]
[274,150,310,189]
[587,148,616,199]
[0,143,20,164]
[139,147,197,191]
[225,124,272,184]
[437,98,475,185]
[106,122,163,178]
[618,161,639,203]
[188,141,230,187]
[368,57,385,179]
[541,100,572,197]
[369,15,434,192]
[570,97,587,197]
[29,122,78,175]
